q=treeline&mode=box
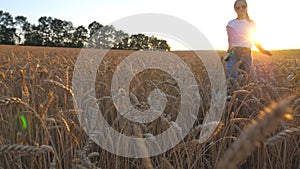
[0,10,170,50]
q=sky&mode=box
[1,0,300,50]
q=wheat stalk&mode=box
[230,118,252,124]
[232,60,243,74]
[217,96,297,169]
[0,97,37,117]
[87,152,100,159]
[0,144,53,155]
[44,79,74,96]
[265,127,300,145]
[59,115,70,133]
[43,91,54,115]
[50,158,56,169]
[75,150,94,168]
[187,121,223,141]
[0,96,62,167]
[82,135,94,154]
[20,69,30,104]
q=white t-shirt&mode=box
[226,19,256,48]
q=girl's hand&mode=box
[254,42,272,56]
[263,50,272,56]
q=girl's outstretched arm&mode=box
[254,41,272,56]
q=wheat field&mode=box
[0,45,299,169]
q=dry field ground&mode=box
[0,45,300,169]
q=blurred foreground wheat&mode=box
[0,45,299,168]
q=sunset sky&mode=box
[2,0,299,50]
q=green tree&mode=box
[36,16,53,46]
[0,10,170,50]
[70,25,88,48]
[113,34,170,51]
[61,21,75,47]
[24,16,76,47]
[87,21,103,48]
[14,15,29,44]
[50,18,75,47]
[148,36,170,51]
[87,22,128,49]
[0,10,16,45]
[23,24,43,46]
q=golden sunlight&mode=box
[249,0,299,50]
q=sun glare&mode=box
[249,0,299,50]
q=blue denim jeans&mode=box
[226,47,252,78]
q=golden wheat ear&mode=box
[0,144,53,155]
[217,96,297,169]
[264,127,300,146]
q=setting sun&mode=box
[249,0,299,50]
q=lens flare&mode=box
[19,114,28,130]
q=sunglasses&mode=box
[235,5,247,10]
